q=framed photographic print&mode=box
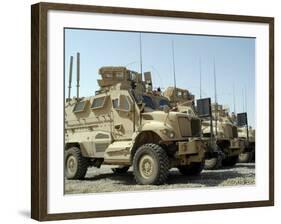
[31,2,274,221]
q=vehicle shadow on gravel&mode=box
[84,172,136,184]
[166,170,254,187]
[221,163,255,170]
[83,164,255,187]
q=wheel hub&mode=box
[67,155,77,174]
[139,155,154,178]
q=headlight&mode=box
[160,129,175,139]
[169,132,175,138]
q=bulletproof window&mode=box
[91,96,106,109]
[142,95,156,110]
[104,73,112,79]
[73,101,87,113]
[119,95,130,111]
[115,72,124,79]
[159,99,169,107]
[177,91,182,97]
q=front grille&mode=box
[178,117,201,137]
[232,126,238,138]
[191,118,201,137]
[178,117,190,137]
[223,124,233,138]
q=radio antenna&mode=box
[242,88,245,112]
[245,86,248,113]
[172,40,177,99]
[68,56,73,100]
[76,52,80,101]
[233,83,236,114]
[139,33,143,77]
[213,58,218,136]
[199,57,202,99]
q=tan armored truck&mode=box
[163,87,223,169]
[200,103,244,167]
[65,65,206,185]
[232,112,255,163]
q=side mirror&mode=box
[237,112,248,126]
[196,98,212,118]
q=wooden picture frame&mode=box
[31,2,274,221]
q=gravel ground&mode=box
[65,163,255,194]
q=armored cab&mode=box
[65,66,206,185]
[232,112,255,163]
[163,87,224,169]
[200,103,244,167]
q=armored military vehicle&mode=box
[200,103,244,167]
[64,61,206,185]
[237,127,255,162]
[232,112,255,163]
[163,87,224,169]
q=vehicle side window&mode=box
[112,95,131,112]
[115,72,124,79]
[119,95,130,111]
[104,73,112,79]
[177,91,182,97]
[91,96,106,109]
[73,101,87,113]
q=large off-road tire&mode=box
[65,147,89,179]
[111,166,130,174]
[133,143,169,185]
[238,151,253,163]
[222,155,238,167]
[204,154,222,170]
[177,161,205,176]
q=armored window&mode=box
[177,91,182,97]
[142,95,155,110]
[159,99,169,107]
[119,95,130,111]
[104,73,112,79]
[91,96,106,109]
[115,72,124,79]
[73,101,87,113]
[183,91,188,98]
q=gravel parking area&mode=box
[65,163,255,194]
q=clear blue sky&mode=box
[64,28,255,127]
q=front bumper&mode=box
[228,138,244,156]
[177,139,205,155]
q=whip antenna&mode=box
[68,56,73,100]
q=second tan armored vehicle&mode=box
[163,87,224,169]
[65,66,206,185]
[201,104,244,167]
[229,112,255,163]
[237,126,255,162]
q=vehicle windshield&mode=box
[142,95,156,110]
[159,99,169,107]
